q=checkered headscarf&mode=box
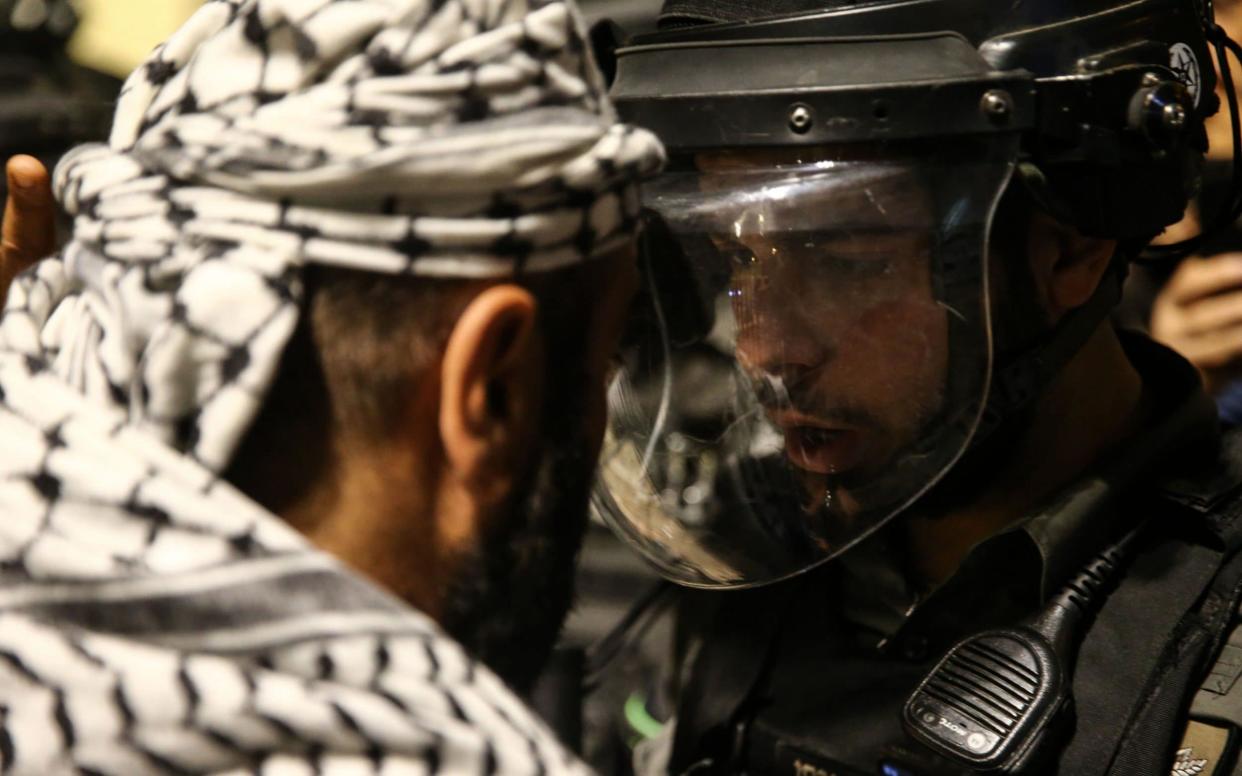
[4,0,662,473]
[0,0,661,772]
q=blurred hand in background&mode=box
[1152,255,1242,394]
[1146,0,1242,407]
[1,155,53,304]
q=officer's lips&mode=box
[770,411,866,474]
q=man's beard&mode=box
[437,412,595,694]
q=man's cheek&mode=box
[848,299,950,418]
[855,299,946,362]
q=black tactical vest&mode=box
[665,429,1242,776]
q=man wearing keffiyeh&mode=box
[0,0,663,773]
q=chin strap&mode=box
[969,257,1128,449]
[837,255,1127,517]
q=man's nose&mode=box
[734,307,836,394]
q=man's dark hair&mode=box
[223,263,608,689]
[225,262,605,516]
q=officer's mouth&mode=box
[770,412,866,474]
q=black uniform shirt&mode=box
[684,334,1227,776]
[836,334,1218,657]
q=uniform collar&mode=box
[835,332,1219,655]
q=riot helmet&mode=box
[594,0,1229,587]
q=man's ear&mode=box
[1029,212,1117,318]
[439,284,542,504]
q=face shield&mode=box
[594,140,1016,587]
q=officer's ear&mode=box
[1027,211,1117,319]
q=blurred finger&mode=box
[1179,324,1242,370]
[2,155,55,272]
[1163,255,1242,305]
[1179,288,1242,336]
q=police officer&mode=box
[590,0,1242,773]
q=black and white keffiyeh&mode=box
[0,0,662,772]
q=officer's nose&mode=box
[733,295,835,400]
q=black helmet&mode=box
[619,0,1221,239]
[592,0,1226,587]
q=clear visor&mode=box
[595,145,1016,588]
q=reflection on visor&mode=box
[701,165,939,233]
[595,150,1017,588]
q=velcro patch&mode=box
[1201,643,1242,697]
[1171,719,1235,776]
